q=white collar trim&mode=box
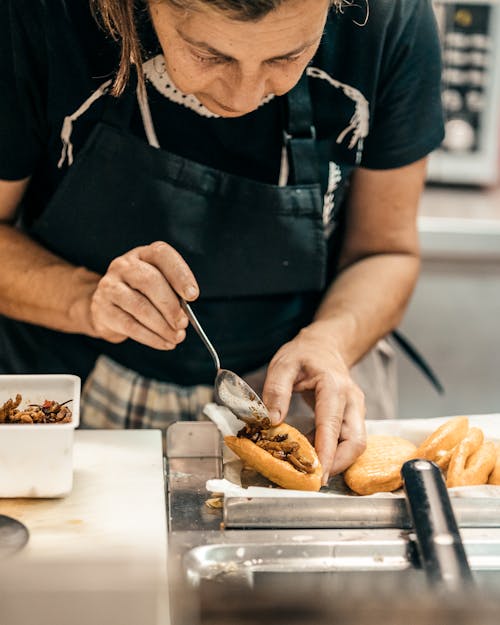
[142,54,275,118]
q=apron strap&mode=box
[58,79,113,168]
[283,71,320,186]
[391,330,445,395]
[101,67,161,150]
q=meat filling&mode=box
[0,394,72,424]
[237,419,315,474]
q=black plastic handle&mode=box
[402,459,474,591]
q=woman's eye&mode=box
[191,52,227,65]
[267,55,302,66]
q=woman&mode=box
[0,0,444,483]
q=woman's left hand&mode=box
[262,325,366,485]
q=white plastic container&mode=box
[0,375,80,498]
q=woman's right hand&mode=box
[89,241,198,350]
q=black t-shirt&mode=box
[1,0,444,214]
[0,0,445,383]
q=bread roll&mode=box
[344,435,417,496]
[224,422,322,491]
[447,428,496,487]
[488,443,500,485]
[415,416,469,469]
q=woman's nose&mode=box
[222,69,270,114]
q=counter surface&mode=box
[418,185,500,258]
[0,430,169,625]
[421,184,500,221]
[0,430,167,564]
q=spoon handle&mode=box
[180,299,221,372]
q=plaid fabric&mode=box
[80,339,396,431]
[81,355,214,430]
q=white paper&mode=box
[203,404,500,499]
[206,477,331,498]
[203,403,245,438]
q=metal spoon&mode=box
[181,300,269,424]
[0,515,29,558]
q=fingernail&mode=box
[268,409,281,425]
[322,472,330,486]
[185,286,198,300]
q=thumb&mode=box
[262,361,297,426]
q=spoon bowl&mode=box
[214,369,269,425]
[181,300,269,424]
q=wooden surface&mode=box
[0,430,170,625]
[0,430,167,565]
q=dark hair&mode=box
[91,0,342,95]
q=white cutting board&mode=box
[0,430,170,625]
[0,430,167,565]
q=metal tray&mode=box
[184,530,500,585]
[166,421,500,530]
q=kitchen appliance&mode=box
[428,0,500,185]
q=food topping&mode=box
[237,420,315,474]
[0,394,72,424]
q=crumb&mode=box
[205,497,224,509]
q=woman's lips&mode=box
[200,93,273,116]
[202,95,242,114]
[213,100,240,113]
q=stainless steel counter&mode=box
[166,422,500,625]
[418,185,500,259]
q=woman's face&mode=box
[149,0,331,117]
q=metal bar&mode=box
[223,495,500,529]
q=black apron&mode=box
[0,72,340,385]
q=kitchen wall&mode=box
[395,2,500,418]
[396,185,500,419]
